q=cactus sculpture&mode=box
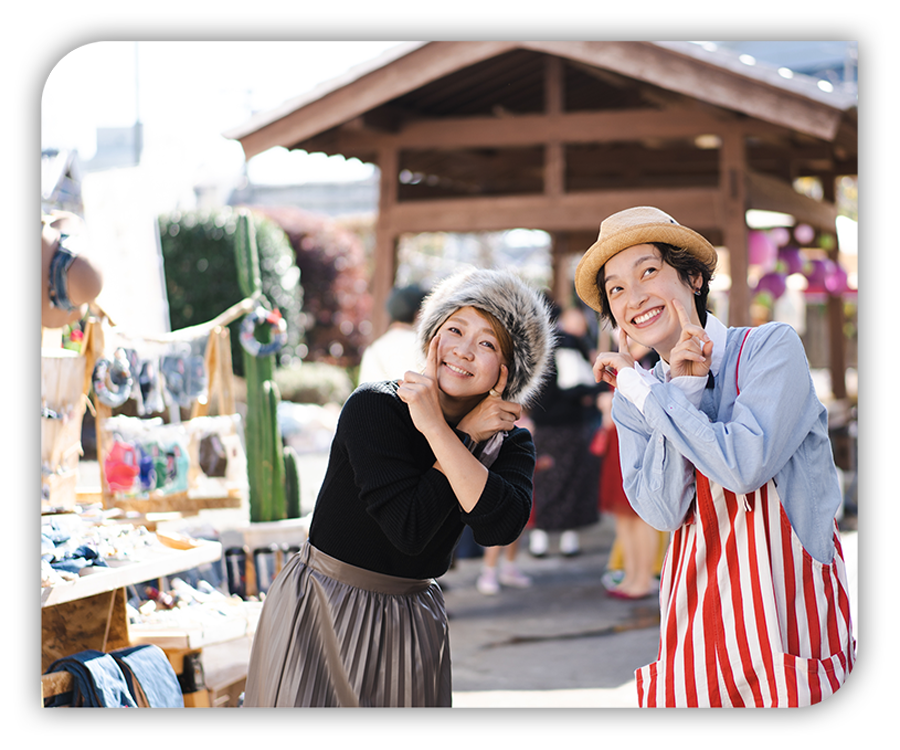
[234,210,301,522]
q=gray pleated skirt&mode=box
[242,542,452,707]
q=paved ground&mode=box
[75,457,859,710]
[439,518,659,707]
[443,517,858,708]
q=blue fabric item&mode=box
[45,650,137,707]
[42,527,71,545]
[50,544,110,574]
[111,645,184,708]
[41,533,58,560]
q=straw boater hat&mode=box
[416,267,554,406]
[575,206,718,312]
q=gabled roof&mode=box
[224,41,857,162]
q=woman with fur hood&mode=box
[243,268,553,707]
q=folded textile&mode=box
[111,645,184,708]
[50,544,110,574]
[45,650,137,707]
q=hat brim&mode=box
[575,222,718,312]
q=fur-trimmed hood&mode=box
[416,268,555,405]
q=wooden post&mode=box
[820,176,848,403]
[81,317,113,502]
[190,326,236,419]
[372,146,400,338]
[550,232,570,304]
[544,56,565,199]
[720,128,750,327]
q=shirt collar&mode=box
[705,314,728,378]
[658,313,728,380]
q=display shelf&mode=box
[41,539,222,608]
[129,600,262,651]
[101,490,243,515]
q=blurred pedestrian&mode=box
[593,388,664,600]
[357,283,427,383]
[528,303,605,557]
[576,205,855,706]
[476,413,537,595]
[243,268,553,707]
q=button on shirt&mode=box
[611,315,841,563]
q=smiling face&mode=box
[602,243,702,361]
[434,306,507,404]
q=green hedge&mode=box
[273,360,355,406]
[158,208,305,377]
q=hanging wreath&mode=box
[239,306,288,358]
[92,350,134,407]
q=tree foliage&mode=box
[158,207,305,377]
[252,207,373,367]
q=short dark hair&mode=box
[595,242,714,329]
[387,284,426,324]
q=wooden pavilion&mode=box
[224,41,857,396]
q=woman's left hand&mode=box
[397,334,446,436]
[456,365,522,443]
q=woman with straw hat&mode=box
[575,206,855,707]
[243,267,553,707]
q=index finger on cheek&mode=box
[425,334,440,375]
[672,298,692,329]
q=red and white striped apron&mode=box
[635,332,856,707]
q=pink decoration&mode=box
[770,227,791,247]
[804,258,836,295]
[778,245,808,276]
[794,223,815,245]
[755,271,787,300]
[747,230,778,269]
[825,264,850,295]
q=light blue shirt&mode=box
[611,315,841,563]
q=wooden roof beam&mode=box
[384,187,722,235]
[746,170,838,230]
[325,107,736,154]
[517,41,847,142]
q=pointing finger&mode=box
[671,298,692,331]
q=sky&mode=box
[41,41,408,191]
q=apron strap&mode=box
[735,329,752,395]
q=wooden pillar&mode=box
[545,57,566,306]
[821,176,848,402]
[372,146,400,338]
[550,232,570,304]
[544,56,565,198]
[720,129,750,327]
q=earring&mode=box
[694,289,701,296]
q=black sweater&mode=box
[308,380,535,579]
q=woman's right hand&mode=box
[668,298,713,379]
[456,365,522,444]
[397,334,446,437]
[592,328,636,388]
